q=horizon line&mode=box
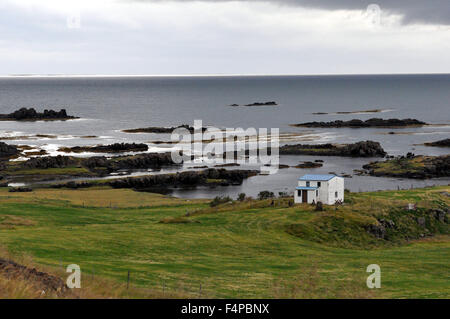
[1,72,450,78]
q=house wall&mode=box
[325,177,344,205]
[294,189,300,203]
[294,189,317,204]
[317,181,329,204]
[296,177,345,205]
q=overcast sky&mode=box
[0,0,449,75]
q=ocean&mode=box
[1,74,449,197]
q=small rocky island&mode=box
[291,118,427,128]
[123,124,207,134]
[279,140,386,157]
[0,108,78,121]
[362,154,450,179]
[424,138,450,147]
[229,101,278,107]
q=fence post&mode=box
[127,270,130,290]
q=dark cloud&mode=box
[133,0,450,25]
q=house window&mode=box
[306,181,310,187]
[316,190,318,196]
[317,182,321,187]
[335,191,338,198]
[298,190,301,197]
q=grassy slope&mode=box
[0,186,448,298]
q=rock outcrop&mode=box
[245,101,277,106]
[106,152,177,170]
[229,101,278,107]
[24,152,176,171]
[123,124,207,134]
[291,118,426,128]
[0,108,78,121]
[424,138,450,147]
[59,143,148,153]
[0,142,19,159]
[294,161,323,168]
[25,155,77,169]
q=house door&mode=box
[302,190,308,203]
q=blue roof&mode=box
[299,174,336,181]
[296,186,318,190]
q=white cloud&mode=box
[0,0,448,74]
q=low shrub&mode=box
[258,191,275,200]
[210,196,233,207]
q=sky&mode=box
[0,0,449,75]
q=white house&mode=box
[294,174,344,205]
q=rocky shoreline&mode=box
[0,152,179,184]
[279,140,387,157]
[0,108,78,121]
[107,168,258,190]
[48,168,258,191]
[291,118,427,128]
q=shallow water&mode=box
[1,74,449,197]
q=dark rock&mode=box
[294,161,323,168]
[59,143,148,154]
[106,152,176,170]
[123,124,207,134]
[25,156,77,169]
[315,201,323,211]
[244,101,277,107]
[263,164,290,169]
[379,218,395,228]
[430,209,447,223]
[8,187,32,192]
[0,108,77,121]
[214,163,240,167]
[416,217,426,227]
[424,138,450,147]
[366,224,386,239]
[292,118,427,128]
[0,142,19,159]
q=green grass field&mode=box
[0,186,448,298]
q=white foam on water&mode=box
[10,156,29,162]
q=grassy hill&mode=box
[0,186,448,298]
